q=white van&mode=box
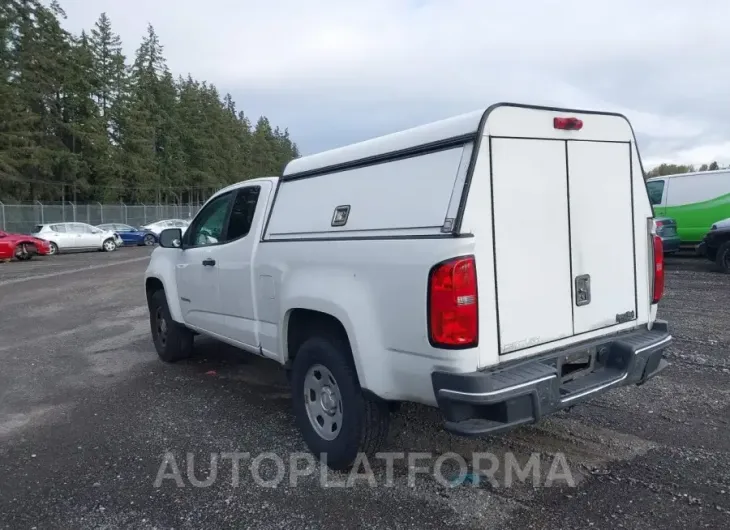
[145,102,672,470]
[647,169,730,244]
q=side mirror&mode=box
[159,228,183,249]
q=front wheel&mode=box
[102,238,116,252]
[143,234,156,246]
[14,243,33,261]
[715,242,730,274]
[291,334,390,471]
[148,290,194,362]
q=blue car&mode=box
[97,223,158,247]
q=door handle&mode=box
[202,258,216,267]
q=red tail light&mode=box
[554,117,583,130]
[652,234,664,304]
[428,256,478,348]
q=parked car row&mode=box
[0,219,191,262]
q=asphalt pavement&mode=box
[0,248,728,529]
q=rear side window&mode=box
[50,224,66,233]
[226,186,261,240]
[647,180,664,205]
[70,223,91,233]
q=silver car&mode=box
[31,222,121,255]
[141,219,190,236]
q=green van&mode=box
[647,169,730,244]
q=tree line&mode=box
[646,161,728,178]
[0,1,299,203]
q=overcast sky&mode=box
[57,0,730,168]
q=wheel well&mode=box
[286,309,351,364]
[145,278,164,304]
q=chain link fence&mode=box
[0,201,204,234]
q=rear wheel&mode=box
[149,289,194,362]
[291,333,390,471]
[715,242,730,274]
[102,238,116,252]
[48,242,59,255]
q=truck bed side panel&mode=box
[265,146,470,239]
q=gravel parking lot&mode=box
[0,249,728,529]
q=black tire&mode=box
[148,289,194,362]
[291,333,390,471]
[48,242,59,255]
[715,241,730,274]
[143,234,156,246]
[14,243,33,261]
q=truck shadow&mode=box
[182,335,291,397]
[176,335,657,492]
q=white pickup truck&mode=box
[145,102,672,470]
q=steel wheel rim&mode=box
[155,307,167,346]
[303,364,343,441]
[104,240,115,251]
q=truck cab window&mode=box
[226,186,261,240]
[186,193,233,247]
[647,180,664,205]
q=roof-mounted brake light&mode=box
[554,117,583,131]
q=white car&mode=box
[144,102,673,471]
[141,219,190,236]
[711,217,730,230]
[32,222,120,255]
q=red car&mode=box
[0,240,13,261]
[0,230,52,260]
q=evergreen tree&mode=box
[0,2,300,202]
[89,13,125,128]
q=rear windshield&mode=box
[32,225,44,233]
